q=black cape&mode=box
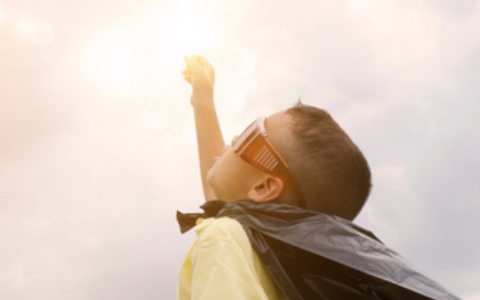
[177,200,460,300]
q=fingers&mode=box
[183,75,192,84]
[182,57,192,84]
[196,55,212,69]
[183,74,192,83]
[189,56,202,71]
[182,54,213,85]
[184,55,197,69]
[184,55,212,70]
[183,55,192,68]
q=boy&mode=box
[176,55,371,299]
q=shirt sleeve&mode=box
[189,219,272,300]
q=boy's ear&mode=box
[247,176,284,203]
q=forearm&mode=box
[192,93,225,201]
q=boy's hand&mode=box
[182,55,215,106]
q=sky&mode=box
[1,0,479,299]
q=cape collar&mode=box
[176,199,316,234]
[176,200,227,233]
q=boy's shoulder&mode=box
[194,217,252,249]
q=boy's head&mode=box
[207,102,371,221]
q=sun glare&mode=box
[82,1,220,94]
[159,2,218,58]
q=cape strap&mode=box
[176,200,227,233]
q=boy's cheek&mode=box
[206,156,238,199]
[206,162,225,191]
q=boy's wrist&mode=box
[191,91,215,108]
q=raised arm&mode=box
[182,55,225,201]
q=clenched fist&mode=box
[182,55,215,106]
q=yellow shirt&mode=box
[177,217,285,300]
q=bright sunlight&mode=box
[159,1,218,57]
[82,1,219,94]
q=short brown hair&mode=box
[280,101,371,220]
